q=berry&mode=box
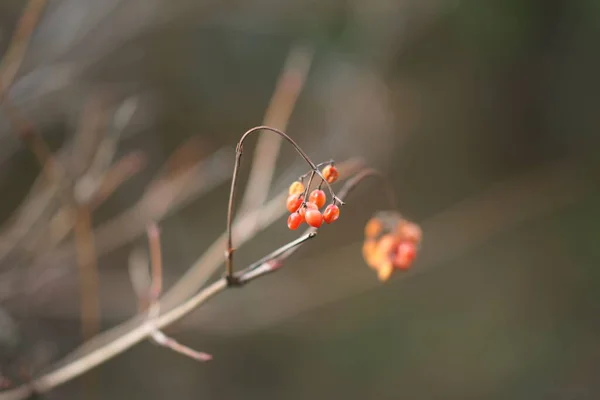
[397,221,422,244]
[288,181,305,196]
[286,194,303,213]
[393,241,417,270]
[321,165,339,183]
[299,202,317,218]
[362,239,377,269]
[305,209,324,228]
[323,204,340,224]
[287,212,303,230]
[364,218,382,239]
[309,189,326,209]
[377,261,394,282]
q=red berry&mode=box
[393,241,417,270]
[288,181,305,196]
[287,212,303,230]
[299,202,317,218]
[321,165,339,183]
[305,209,324,228]
[309,189,326,209]
[398,221,422,244]
[323,204,340,224]
[286,194,303,213]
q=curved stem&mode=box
[226,126,334,280]
[336,168,397,210]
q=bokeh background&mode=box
[0,0,599,398]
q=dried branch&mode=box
[0,0,47,100]
[239,45,313,218]
[73,207,100,340]
[143,223,212,362]
[225,125,342,280]
[0,156,364,400]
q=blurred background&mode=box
[0,0,599,398]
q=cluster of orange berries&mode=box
[362,211,422,281]
[286,164,340,230]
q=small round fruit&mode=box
[377,261,394,282]
[305,209,324,228]
[321,165,339,183]
[299,202,317,218]
[371,234,396,267]
[286,194,303,213]
[309,189,326,208]
[287,212,303,230]
[393,241,417,270]
[364,218,382,239]
[397,221,422,244]
[362,239,378,269]
[288,181,305,196]
[323,204,340,224]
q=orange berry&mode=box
[287,212,303,230]
[321,165,339,183]
[393,241,417,270]
[377,261,394,282]
[305,209,324,228]
[364,218,382,239]
[299,202,317,218]
[362,239,378,269]
[397,221,422,244]
[286,194,303,213]
[371,235,396,267]
[323,204,340,224]
[288,181,305,196]
[309,189,326,208]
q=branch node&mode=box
[225,275,244,288]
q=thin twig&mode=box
[336,168,397,209]
[239,45,313,218]
[226,125,341,280]
[0,159,364,399]
[0,0,47,100]
[73,206,100,341]
[144,223,212,362]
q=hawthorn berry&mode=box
[309,189,326,209]
[321,165,339,183]
[377,261,394,282]
[288,181,305,196]
[393,241,417,270]
[323,204,340,224]
[397,221,422,244]
[364,217,382,239]
[299,202,318,218]
[287,212,303,230]
[286,194,303,213]
[305,209,324,228]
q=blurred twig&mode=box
[239,45,313,218]
[238,160,593,332]
[73,207,100,341]
[0,159,364,399]
[0,0,47,100]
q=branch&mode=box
[0,159,366,399]
[239,45,313,218]
[225,125,342,280]
[0,0,47,101]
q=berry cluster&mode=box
[286,164,340,230]
[362,211,422,281]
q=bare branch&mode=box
[239,45,313,218]
[226,125,342,280]
[73,206,100,341]
[0,157,364,399]
[0,0,48,100]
